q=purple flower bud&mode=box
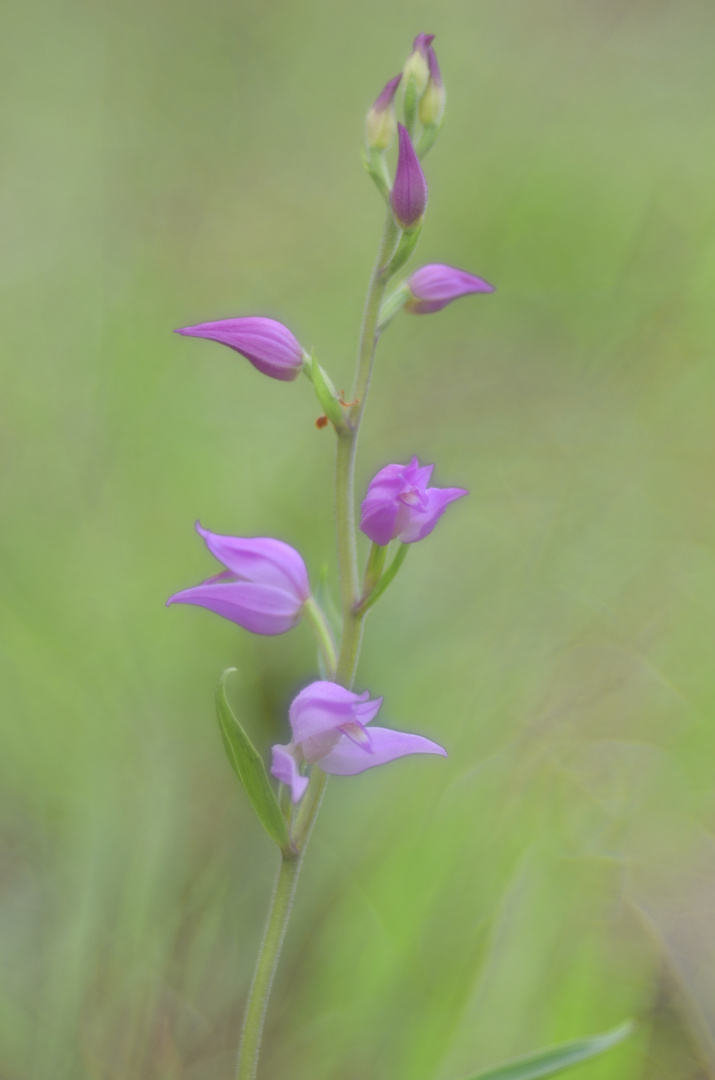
[404,33,435,95]
[419,47,446,127]
[405,264,495,315]
[174,316,307,382]
[413,32,436,57]
[360,456,467,546]
[167,522,310,635]
[270,681,446,799]
[426,45,442,87]
[391,124,428,229]
[366,73,402,151]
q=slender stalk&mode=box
[303,597,338,677]
[235,200,399,1080]
[235,853,302,1080]
[334,207,399,688]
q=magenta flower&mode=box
[174,316,307,382]
[391,124,428,229]
[167,522,310,635]
[360,456,467,546]
[366,73,402,150]
[405,264,494,314]
[270,681,446,802]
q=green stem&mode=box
[354,542,409,615]
[234,199,399,1080]
[235,853,302,1080]
[333,207,399,688]
[303,597,338,677]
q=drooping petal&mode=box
[317,726,447,776]
[397,486,468,544]
[195,522,310,599]
[166,581,304,635]
[289,681,383,744]
[175,316,305,381]
[270,744,309,803]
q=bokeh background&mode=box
[2,0,715,1076]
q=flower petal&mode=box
[270,744,309,803]
[175,316,305,381]
[289,681,383,744]
[317,725,447,776]
[166,581,304,635]
[397,486,468,543]
[195,522,310,599]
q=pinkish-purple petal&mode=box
[174,316,305,381]
[195,523,310,600]
[270,744,309,803]
[372,73,402,112]
[397,486,468,544]
[412,33,435,57]
[406,264,494,314]
[166,581,304,635]
[289,681,383,744]
[427,45,442,87]
[391,125,428,229]
[317,725,447,776]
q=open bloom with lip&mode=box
[167,523,310,635]
[405,264,495,314]
[360,456,467,546]
[174,316,307,381]
[366,73,402,150]
[391,124,428,229]
[270,681,446,802]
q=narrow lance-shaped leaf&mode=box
[215,669,293,855]
[456,1020,633,1080]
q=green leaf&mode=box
[215,669,293,855]
[458,1021,634,1080]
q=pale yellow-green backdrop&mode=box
[2,0,715,1077]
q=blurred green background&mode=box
[2,0,715,1076]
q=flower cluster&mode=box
[168,33,494,809]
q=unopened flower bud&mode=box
[418,46,446,128]
[405,264,494,314]
[175,316,308,382]
[403,33,434,98]
[365,73,402,151]
[390,124,428,229]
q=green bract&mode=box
[215,669,294,856]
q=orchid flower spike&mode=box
[366,73,402,151]
[174,316,308,381]
[270,681,446,802]
[391,124,428,229]
[360,456,468,546]
[405,264,494,314]
[167,523,311,635]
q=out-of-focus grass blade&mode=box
[458,1020,633,1080]
[215,668,293,855]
